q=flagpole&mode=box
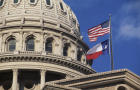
[109,14,114,70]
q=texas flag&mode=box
[86,39,109,60]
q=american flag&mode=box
[88,20,110,42]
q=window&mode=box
[45,38,53,53]
[30,0,35,3]
[0,0,4,7]
[26,36,35,51]
[87,60,92,66]
[60,2,64,11]
[7,38,16,51]
[73,19,76,25]
[14,0,18,4]
[117,86,126,90]
[46,0,51,5]
[77,49,82,61]
[24,81,34,89]
[63,43,70,56]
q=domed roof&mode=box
[0,0,94,77]
[0,0,80,37]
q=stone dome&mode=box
[0,0,95,90]
[0,0,80,36]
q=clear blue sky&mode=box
[64,0,140,76]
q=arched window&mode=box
[87,60,92,66]
[77,49,82,61]
[45,38,53,53]
[117,86,126,90]
[46,0,51,5]
[26,36,35,51]
[7,38,16,51]
[24,81,34,89]
[63,43,70,56]
[60,2,64,11]
[30,0,35,3]
[14,0,18,4]
[0,0,4,7]
[73,19,76,25]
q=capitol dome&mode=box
[0,0,95,90]
[0,0,80,36]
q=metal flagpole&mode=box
[109,14,114,70]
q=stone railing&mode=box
[0,51,90,67]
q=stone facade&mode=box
[0,0,94,90]
[45,69,140,90]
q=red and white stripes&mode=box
[88,21,110,42]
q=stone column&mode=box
[12,69,18,90]
[40,69,46,89]
[60,35,63,56]
[18,32,23,51]
[0,34,2,52]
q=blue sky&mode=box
[64,0,140,75]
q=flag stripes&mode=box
[88,20,110,42]
[88,28,110,37]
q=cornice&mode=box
[43,83,81,90]
[0,51,95,74]
[50,69,140,89]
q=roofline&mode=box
[47,69,140,89]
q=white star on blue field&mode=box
[64,0,140,75]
